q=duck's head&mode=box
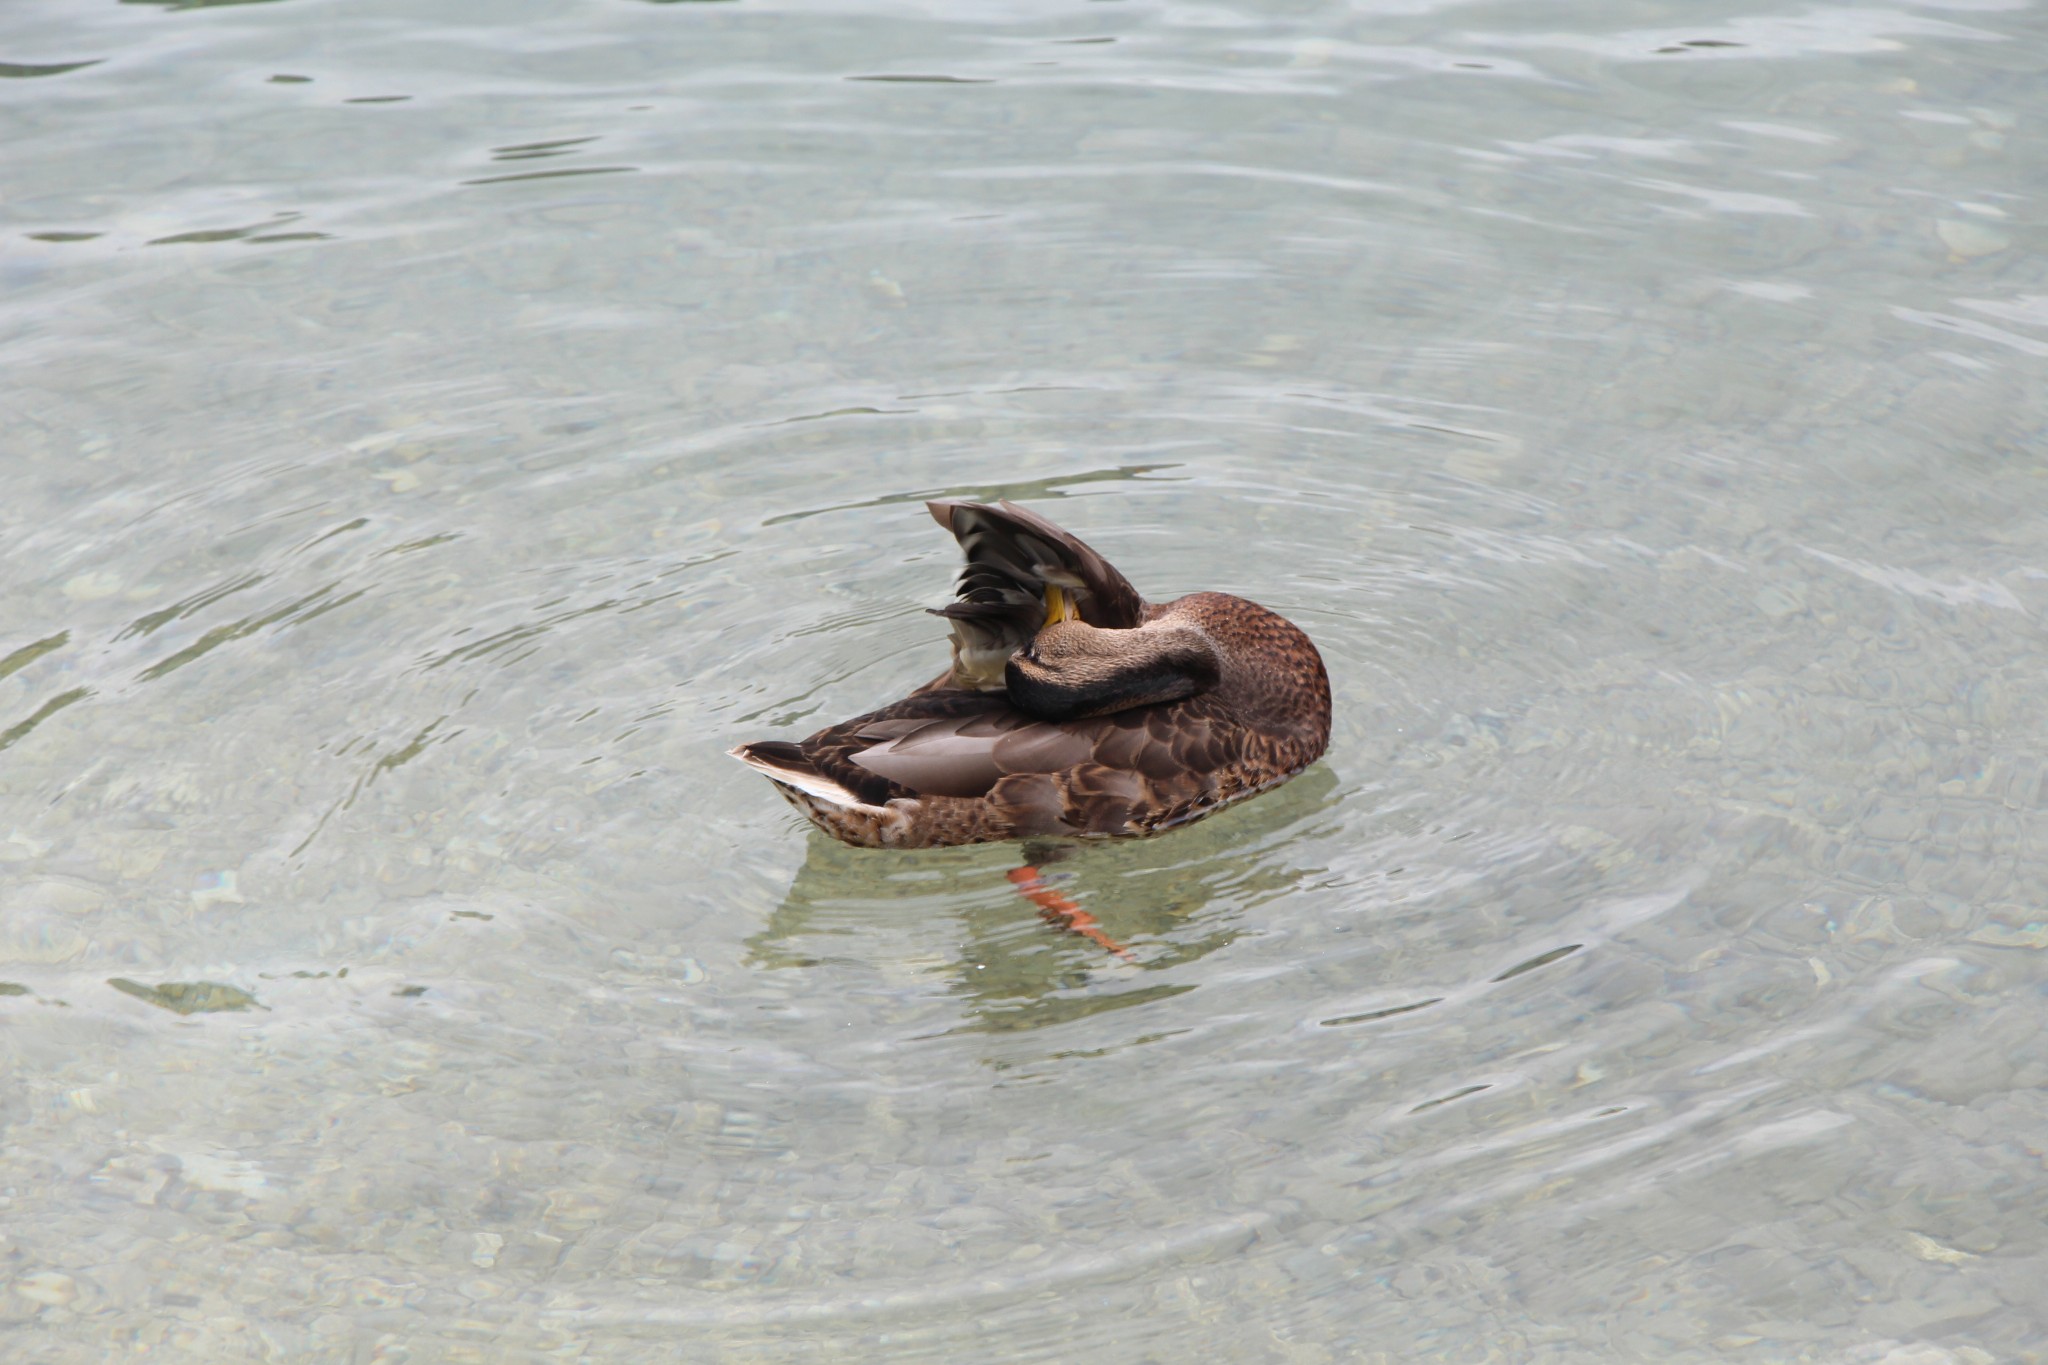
[1005,616,1221,720]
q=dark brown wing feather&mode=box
[926,500,1146,648]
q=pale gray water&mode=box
[2,0,2045,1360]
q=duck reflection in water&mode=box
[743,764,1338,1033]
[732,500,1333,967]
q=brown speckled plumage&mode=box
[731,501,1331,848]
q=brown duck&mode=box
[730,500,1331,849]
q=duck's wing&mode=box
[734,688,1274,840]
[731,691,1007,806]
[851,695,1252,836]
[737,693,1098,805]
[925,500,1147,687]
[847,707,1100,797]
[738,687,1235,799]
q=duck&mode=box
[730,499,1331,849]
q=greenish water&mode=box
[2,0,2044,1360]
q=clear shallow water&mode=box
[1,0,2044,1359]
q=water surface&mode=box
[2,0,2045,1360]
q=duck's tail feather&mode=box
[728,741,866,808]
[730,741,921,847]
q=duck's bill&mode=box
[1042,584,1082,628]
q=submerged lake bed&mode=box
[1,0,2045,1360]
